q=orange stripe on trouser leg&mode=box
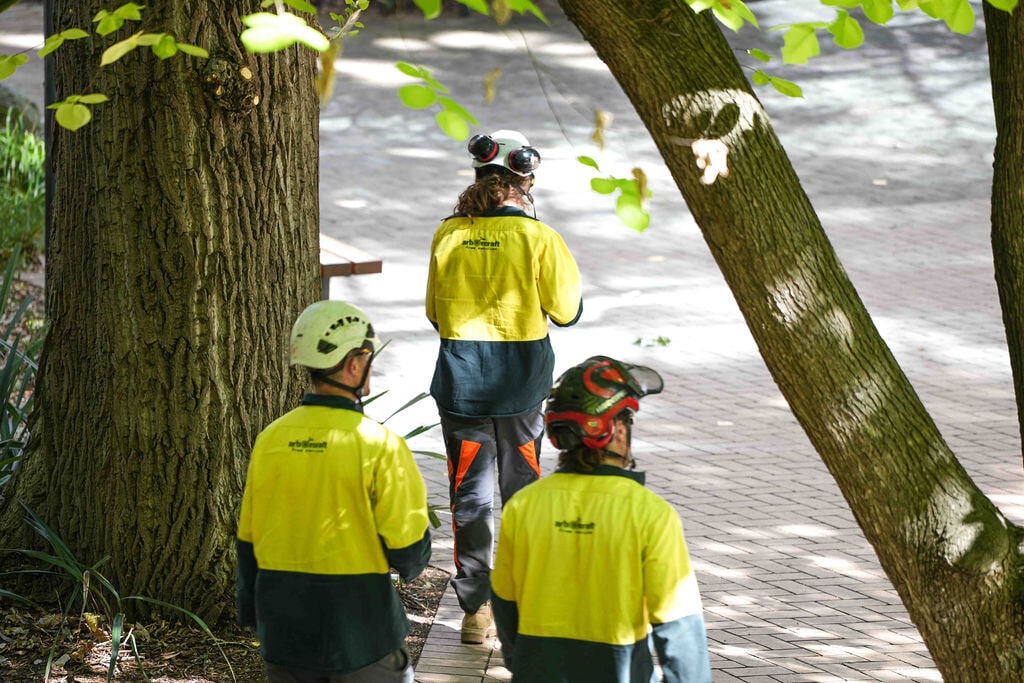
[453,440,481,494]
[518,440,540,477]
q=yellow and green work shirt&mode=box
[426,207,582,417]
[236,393,431,675]
[490,466,712,682]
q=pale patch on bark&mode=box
[660,89,770,147]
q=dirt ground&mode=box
[0,565,449,682]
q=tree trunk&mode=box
[0,1,321,623]
[557,1,1024,678]
[984,2,1024,470]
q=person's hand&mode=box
[691,139,729,185]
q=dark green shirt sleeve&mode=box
[235,539,257,628]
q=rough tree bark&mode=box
[984,2,1024,470]
[0,1,321,622]
[557,1,1024,678]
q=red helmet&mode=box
[545,356,663,451]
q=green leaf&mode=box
[77,93,109,104]
[94,12,125,36]
[436,96,478,125]
[53,102,92,131]
[414,0,442,19]
[508,0,548,23]
[712,4,745,32]
[283,0,318,13]
[861,0,895,24]
[152,34,178,59]
[0,54,29,80]
[114,3,145,21]
[577,155,600,170]
[615,194,650,232]
[395,61,426,79]
[100,33,143,66]
[37,35,65,58]
[986,0,1017,10]
[751,69,770,85]
[591,177,617,194]
[769,76,804,98]
[829,10,864,48]
[731,0,759,29]
[176,43,209,58]
[781,25,820,64]
[944,0,975,33]
[456,0,490,14]
[61,28,90,40]
[136,33,161,46]
[240,12,329,53]
[436,109,470,140]
[398,84,436,108]
[747,48,771,63]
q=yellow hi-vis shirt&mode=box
[491,466,711,682]
[236,394,431,674]
[426,208,582,416]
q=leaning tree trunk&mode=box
[983,3,1024,471]
[0,1,321,622]
[558,1,1024,678]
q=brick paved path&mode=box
[5,1,1020,680]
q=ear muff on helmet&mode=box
[544,356,663,451]
[468,130,541,177]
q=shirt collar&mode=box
[299,393,364,413]
[556,464,646,485]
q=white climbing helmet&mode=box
[290,300,380,370]
[468,129,541,177]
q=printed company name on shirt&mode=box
[555,517,596,535]
[289,438,328,452]
[461,237,500,251]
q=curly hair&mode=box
[454,167,531,218]
[557,447,609,474]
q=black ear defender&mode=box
[468,134,500,163]
[469,134,542,175]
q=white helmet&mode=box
[290,300,380,370]
[468,129,541,177]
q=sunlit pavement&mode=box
[5,1,1018,680]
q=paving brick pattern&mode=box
[4,1,1020,681]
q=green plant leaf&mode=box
[508,0,548,23]
[987,0,1017,10]
[403,423,442,440]
[283,0,318,13]
[414,0,442,19]
[944,0,975,33]
[94,12,125,36]
[37,35,66,58]
[412,449,447,460]
[114,3,145,21]
[711,3,745,32]
[101,32,143,65]
[577,155,600,170]
[61,28,90,40]
[747,48,772,63]
[240,12,329,53]
[456,0,490,13]
[615,194,650,232]
[176,43,209,58]
[152,34,178,59]
[437,96,478,125]
[398,84,437,108]
[829,10,864,48]
[52,102,92,131]
[781,25,820,65]
[591,177,617,194]
[752,69,770,85]
[384,392,432,423]
[108,613,124,680]
[0,54,29,80]
[862,0,896,23]
[77,93,109,104]
[395,61,426,79]
[770,75,804,98]
[436,109,470,140]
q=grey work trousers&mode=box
[264,647,413,683]
[440,407,543,614]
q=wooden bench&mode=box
[319,233,383,299]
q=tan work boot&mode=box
[461,601,495,644]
